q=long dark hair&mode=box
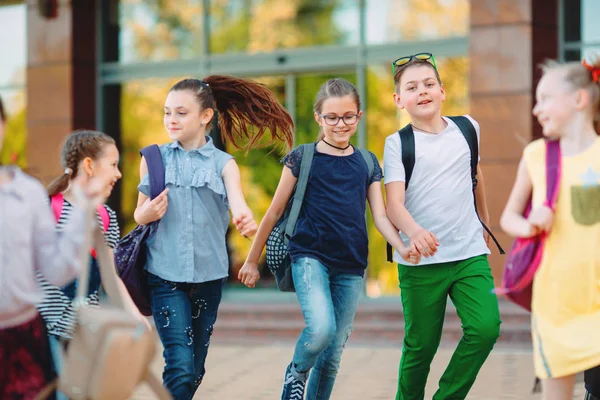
[169,76,294,150]
[47,130,116,196]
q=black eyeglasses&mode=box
[392,53,437,74]
[317,113,360,126]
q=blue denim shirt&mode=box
[138,136,233,283]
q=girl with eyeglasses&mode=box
[384,53,501,399]
[238,78,419,400]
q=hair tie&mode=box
[582,60,600,83]
[64,167,73,176]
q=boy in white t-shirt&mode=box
[383,53,501,400]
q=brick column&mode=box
[469,0,558,284]
[26,0,96,183]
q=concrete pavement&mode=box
[133,343,586,399]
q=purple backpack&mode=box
[114,145,165,316]
[497,140,561,311]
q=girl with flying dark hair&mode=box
[133,75,294,399]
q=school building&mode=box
[0,0,597,296]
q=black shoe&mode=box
[281,363,307,400]
[586,390,599,400]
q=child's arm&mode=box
[474,165,491,226]
[474,165,491,245]
[134,156,169,226]
[500,158,538,238]
[367,183,420,264]
[238,166,297,288]
[223,159,258,237]
[385,182,439,257]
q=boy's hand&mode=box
[398,246,421,265]
[409,229,439,258]
[238,261,260,288]
[232,208,258,237]
[528,205,554,233]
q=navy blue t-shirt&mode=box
[281,144,383,276]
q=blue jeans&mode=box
[148,273,225,400]
[290,257,364,400]
[48,335,68,400]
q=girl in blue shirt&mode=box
[239,78,419,400]
[133,76,294,400]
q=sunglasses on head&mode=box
[392,53,437,74]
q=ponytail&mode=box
[170,76,294,151]
[47,169,72,197]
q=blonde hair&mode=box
[540,52,600,131]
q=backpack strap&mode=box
[139,144,166,200]
[50,193,64,223]
[97,205,110,232]
[448,116,478,188]
[284,143,315,242]
[358,148,374,182]
[398,124,416,190]
[545,139,561,209]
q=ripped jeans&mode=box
[291,257,364,400]
[148,273,225,400]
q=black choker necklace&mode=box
[322,139,351,151]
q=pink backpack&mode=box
[496,140,561,311]
[50,193,109,258]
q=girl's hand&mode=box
[397,246,421,265]
[70,174,109,207]
[137,189,169,224]
[238,261,260,288]
[528,205,554,233]
[233,208,258,237]
[409,229,439,258]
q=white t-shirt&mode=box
[383,115,490,265]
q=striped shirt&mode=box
[36,199,120,339]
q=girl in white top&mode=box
[0,96,107,399]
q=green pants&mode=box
[396,255,501,400]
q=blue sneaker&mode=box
[281,363,307,400]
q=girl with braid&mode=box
[36,130,143,400]
[133,76,294,399]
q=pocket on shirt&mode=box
[571,185,600,226]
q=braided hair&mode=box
[47,130,116,196]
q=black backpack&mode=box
[386,115,504,262]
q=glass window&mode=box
[582,0,600,43]
[0,4,26,87]
[209,0,359,54]
[117,0,205,63]
[366,0,469,44]
[365,56,469,296]
[0,3,27,169]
